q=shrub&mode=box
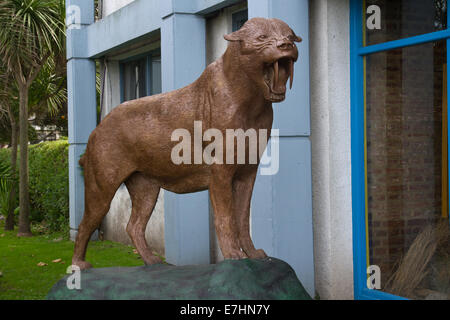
[0,160,17,218]
[0,138,69,232]
[0,151,15,218]
[29,139,69,231]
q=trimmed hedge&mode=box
[0,138,69,232]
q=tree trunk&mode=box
[4,113,18,231]
[17,84,32,237]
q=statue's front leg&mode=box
[233,167,268,259]
[209,168,248,260]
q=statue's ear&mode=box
[224,29,245,42]
[291,30,302,43]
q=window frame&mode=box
[350,0,450,300]
[119,49,161,103]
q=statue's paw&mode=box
[227,249,248,260]
[143,255,163,265]
[247,249,268,259]
[72,260,92,270]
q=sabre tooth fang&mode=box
[289,59,294,89]
[273,60,279,91]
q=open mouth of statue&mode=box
[263,57,294,102]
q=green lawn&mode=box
[0,220,146,300]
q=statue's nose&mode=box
[277,39,294,50]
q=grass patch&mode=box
[0,220,145,300]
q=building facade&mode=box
[66,0,450,300]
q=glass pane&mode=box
[232,9,248,32]
[123,62,137,101]
[364,0,447,46]
[151,56,161,95]
[137,59,147,98]
[122,58,147,102]
[365,40,450,299]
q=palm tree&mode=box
[0,55,67,231]
[0,0,65,236]
[0,66,19,231]
[29,55,67,122]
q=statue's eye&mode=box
[288,35,295,41]
[258,35,268,41]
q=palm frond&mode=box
[0,0,65,83]
[29,56,67,116]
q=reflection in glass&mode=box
[364,0,447,46]
[365,40,450,299]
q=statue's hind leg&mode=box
[125,172,162,265]
[72,184,117,270]
[72,158,131,270]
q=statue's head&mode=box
[224,17,302,103]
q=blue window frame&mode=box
[119,49,161,103]
[350,0,450,300]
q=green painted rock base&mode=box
[47,257,311,300]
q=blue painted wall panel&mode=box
[161,0,197,18]
[162,14,206,91]
[252,137,314,296]
[67,59,97,144]
[66,0,96,240]
[68,143,86,230]
[195,0,244,15]
[67,57,96,238]
[162,0,244,17]
[85,0,162,58]
[161,13,210,266]
[248,0,270,18]
[252,173,274,256]
[164,191,211,265]
[248,0,314,297]
[66,0,94,26]
[66,28,89,60]
[273,137,314,296]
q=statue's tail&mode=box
[79,152,86,167]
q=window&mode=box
[351,0,450,300]
[364,0,447,46]
[232,9,248,32]
[120,50,161,102]
[122,57,147,101]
